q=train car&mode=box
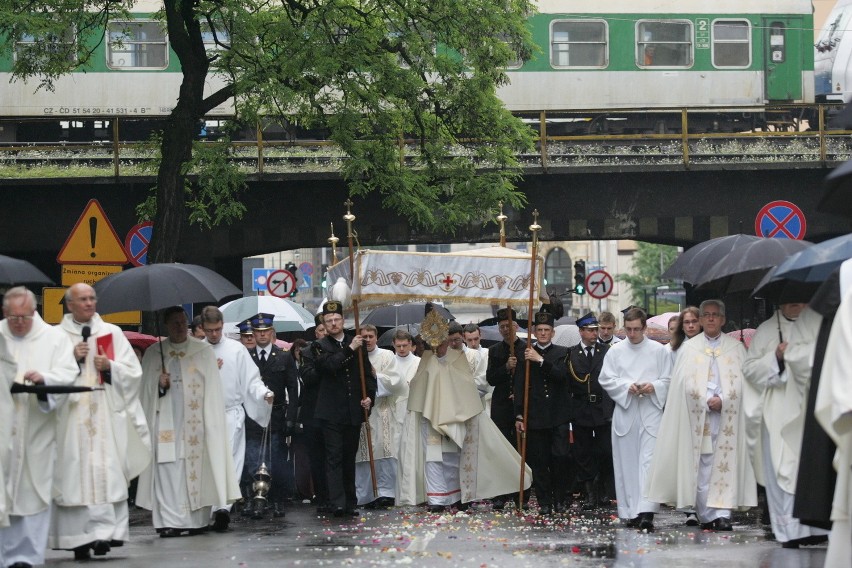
[500,0,815,132]
[0,0,818,140]
[816,0,852,103]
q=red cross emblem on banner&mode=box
[439,273,456,291]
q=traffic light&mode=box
[285,262,299,297]
[573,260,586,295]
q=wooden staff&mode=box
[518,210,541,511]
[497,202,521,450]
[343,199,378,498]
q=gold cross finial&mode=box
[497,201,508,247]
[328,222,339,263]
[530,209,541,233]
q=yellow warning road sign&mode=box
[42,286,141,325]
[57,200,129,265]
[61,264,122,286]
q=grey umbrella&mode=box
[771,233,852,282]
[752,265,821,304]
[693,237,812,294]
[0,254,54,286]
[361,302,453,328]
[92,263,241,314]
[661,234,762,284]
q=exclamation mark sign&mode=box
[89,217,98,258]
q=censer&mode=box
[252,427,273,511]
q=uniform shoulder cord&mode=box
[567,347,591,395]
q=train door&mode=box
[763,17,803,101]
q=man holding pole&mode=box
[314,301,376,517]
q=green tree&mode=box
[0,0,535,263]
[617,242,680,310]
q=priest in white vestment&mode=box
[743,302,829,547]
[0,287,78,567]
[463,324,492,411]
[355,325,405,506]
[815,259,852,567]
[599,308,671,531]
[50,284,152,560]
[397,315,531,511]
[0,334,18,535]
[199,306,272,530]
[136,307,241,537]
[647,299,756,531]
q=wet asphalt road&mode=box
[43,501,828,567]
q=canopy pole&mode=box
[344,199,378,499]
[518,210,541,512]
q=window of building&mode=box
[636,20,693,68]
[544,247,572,295]
[415,244,451,253]
[712,20,750,68]
[107,20,168,69]
[550,20,607,68]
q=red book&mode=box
[96,334,114,385]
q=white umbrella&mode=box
[220,296,315,333]
[647,311,681,330]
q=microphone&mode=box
[81,326,91,343]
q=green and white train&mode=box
[0,0,824,139]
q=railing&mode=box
[1,104,851,178]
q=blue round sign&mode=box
[755,200,806,240]
[125,222,153,266]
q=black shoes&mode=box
[685,512,699,526]
[701,517,733,531]
[72,540,111,560]
[490,499,506,511]
[272,503,286,518]
[539,504,553,516]
[333,508,360,517]
[159,526,209,538]
[212,509,230,532]
[427,504,446,514]
[637,512,655,532]
[782,535,829,548]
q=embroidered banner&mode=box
[327,246,545,306]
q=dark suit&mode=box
[513,342,572,507]
[297,341,329,507]
[487,338,526,444]
[244,344,299,506]
[314,334,377,511]
[566,341,614,495]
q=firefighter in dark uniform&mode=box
[314,301,377,517]
[244,312,300,519]
[298,314,331,513]
[513,310,572,515]
[566,312,615,509]
[486,307,526,509]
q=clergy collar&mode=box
[535,342,551,350]
[782,314,798,322]
[72,318,93,327]
[704,332,722,342]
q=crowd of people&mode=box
[1,283,851,567]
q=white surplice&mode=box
[136,337,241,529]
[598,336,671,520]
[356,347,405,504]
[0,334,17,533]
[0,314,78,566]
[50,314,152,550]
[744,308,828,543]
[647,333,756,521]
[207,336,271,512]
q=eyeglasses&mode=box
[5,315,34,323]
[325,317,343,324]
[701,312,723,319]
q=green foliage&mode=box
[617,242,680,306]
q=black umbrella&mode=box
[661,234,762,284]
[0,254,54,286]
[752,265,821,303]
[693,237,812,294]
[377,324,421,348]
[361,302,453,328]
[92,263,242,314]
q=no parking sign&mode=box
[755,200,806,240]
[124,222,153,266]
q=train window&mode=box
[15,28,76,65]
[550,20,608,69]
[107,21,168,70]
[636,20,693,68]
[712,20,751,68]
[201,22,230,51]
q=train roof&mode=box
[535,0,814,15]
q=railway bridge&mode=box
[1,160,849,287]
